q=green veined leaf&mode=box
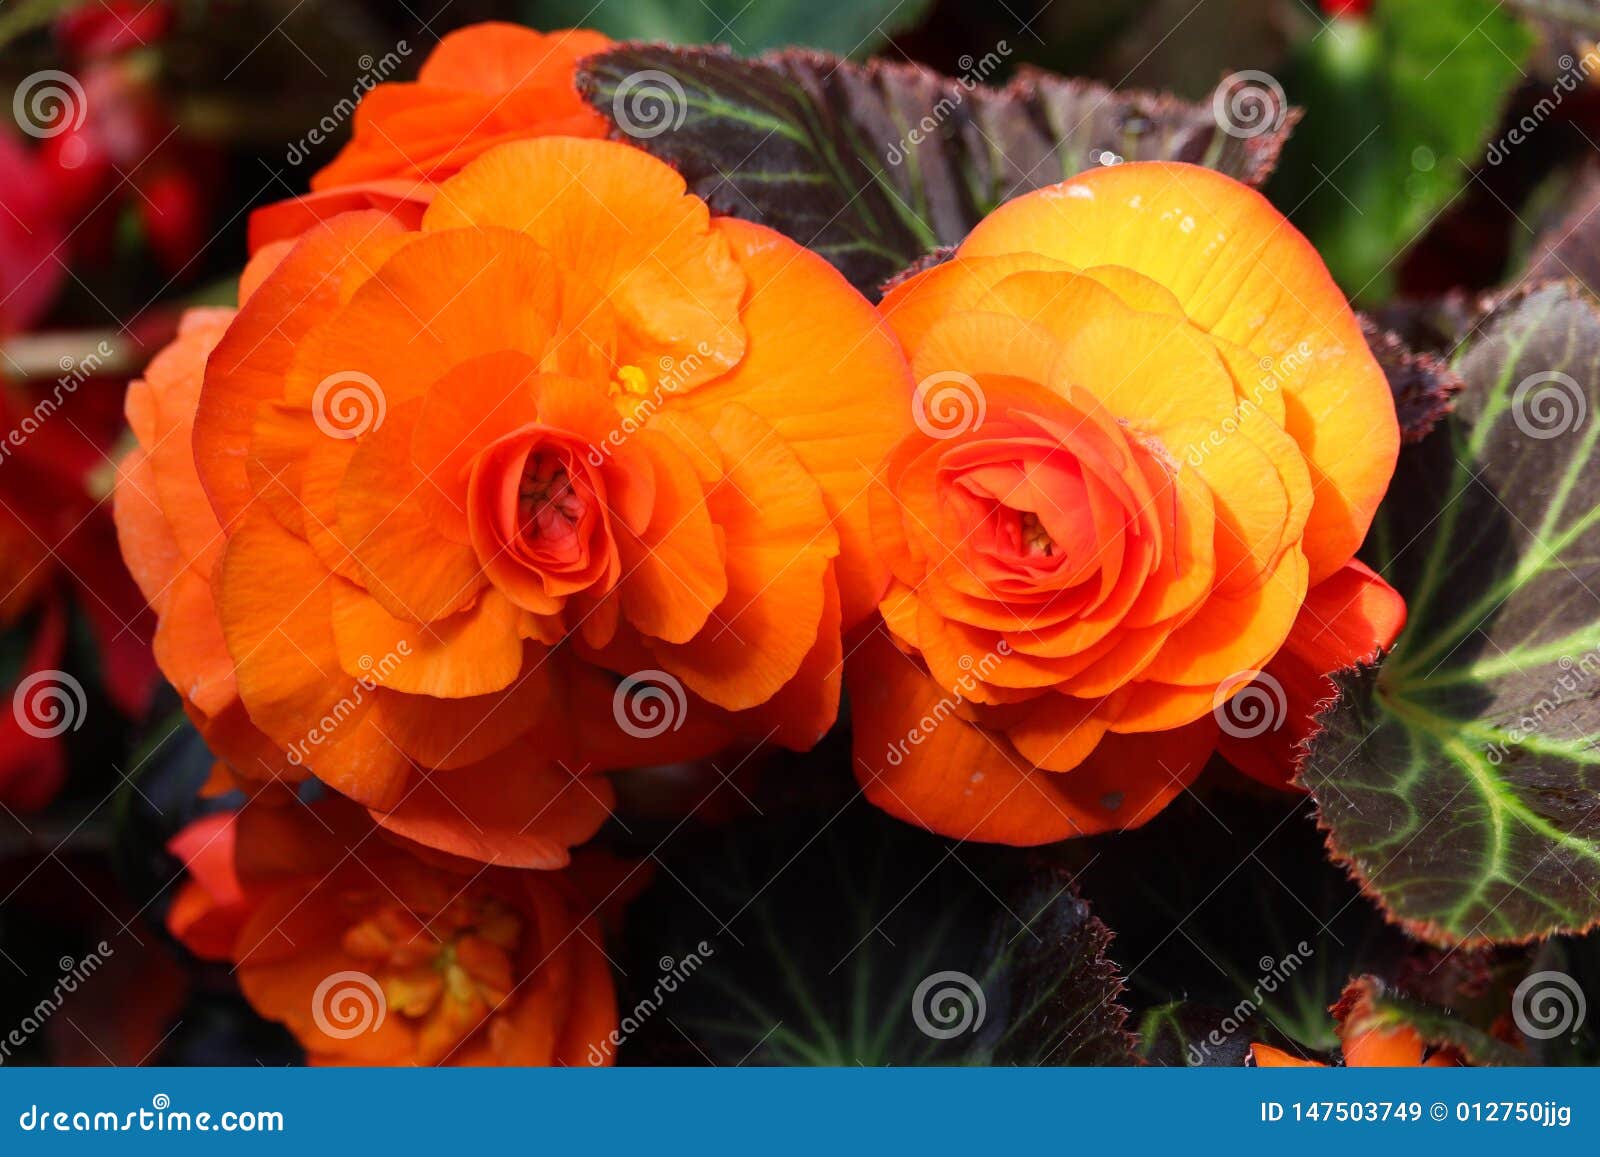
[578,44,1299,296]
[1304,282,1600,946]
[526,0,932,57]
[612,802,1135,1065]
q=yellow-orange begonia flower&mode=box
[850,161,1404,845]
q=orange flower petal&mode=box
[283,226,562,414]
[615,425,727,644]
[336,400,484,622]
[1219,560,1405,789]
[216,512,411,807]
[1283,558,1406,673]
[680,217,916,627]
[370,751,613,869]
[652,406,836,711]
[423,138,747,386]
[1250,1042,1325,1068]
[311,25,610,191]
[196,211,412,529]
[848,627,1213,843]
[329,582,524,699]
[247,182,428,252]
[373,643,555,771]
[960,161,1396,584]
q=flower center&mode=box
[607,363,655,420]
[342,896,521,1065]
[518,454,586,545]
[1018,511,1056,558]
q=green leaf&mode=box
[1059,788,1410,1055]
[1304,282,1600,946]
[613,803,1135,1065]
[526,0,931,57]
[1271,0,1534,301]
[1136,1002,1255,1067]
[984,869,1138,1066]
[578,44,1299,296]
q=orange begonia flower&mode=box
[165,803,619,1066]
[1251,982,1463,1067]
[250,23,612,251]
[852,161,1405,844]
[116,136,913,866]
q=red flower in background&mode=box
[31,56,219,280]
[0,134,69,337]
[9,4,215,294]
[55,0,175,58]
[0,369,158,810]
